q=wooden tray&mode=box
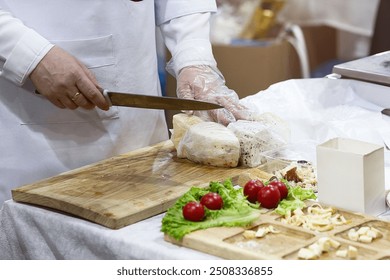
[11,140,272,229]
[165,204,390,260]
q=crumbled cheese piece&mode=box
[347,246,358,259]
[298,248,318,260]
[308,242,323,256]
[255,227,268,238]
[266,225,280,234]
[298,237,340,260]
[242,230,256,239]
[255,225,280,238]
[317,237,340,252]
[367,227,382,239]
[336,249,348,258]
[357,226,370,235]
[328,238,341,249]
[336,246,358,260]
[347,226,382,243]
[348,229,359,241]
[358,235,373,243]
[243,225,281,239]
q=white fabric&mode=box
[0,0,217,206]
[155,0,217,25]
[0,9,53,84]
[278,0,381,59]
[242,78,390,158]
[279,0,379,36]
[1,78,390,260]
[161,13,217,77]
[0,200,218,260]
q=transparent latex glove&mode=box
[176,65,250,126]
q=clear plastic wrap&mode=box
[177,122,240,167]
[227,113,290,167]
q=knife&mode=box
[101,89,223,111]
[35,88,222,110]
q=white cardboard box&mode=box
[316,138,386,216]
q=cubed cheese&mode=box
[348,229,359,241]
[347,246,358,259]
[336,249,348,258]
[298,248,318,260]
[242,230,256,239]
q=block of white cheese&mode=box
[170,113,203,149]
[177,122,240,167]
[227,117,289,167]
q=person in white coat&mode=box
[0,0,248,206]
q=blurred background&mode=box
[161,0,388,128]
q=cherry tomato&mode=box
[243,179,264,203]
[182,202,205,222]
[268,180,288,200]
[257,185,281,209]
[200,192,223,210]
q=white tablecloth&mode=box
[0,200,218,260]
[1,78,390,260]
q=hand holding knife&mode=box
[36,88,223,111]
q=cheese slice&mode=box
[177,122,240,167]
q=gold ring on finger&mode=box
[71,92,81,101]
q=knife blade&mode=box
[102,89,223,111]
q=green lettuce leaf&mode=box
[161,179,260,240]
[274,180,317,216]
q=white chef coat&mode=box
[0,0,217,206]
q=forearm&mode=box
[160,12,217,77]
[0,8,53,85]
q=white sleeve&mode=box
[155,0,217,25]
[160,13,217,77]
[156,1,218,77]
[0,8,54,85]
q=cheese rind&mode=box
[170,113,203,149]
[177,122,240,167]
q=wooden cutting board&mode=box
[12,140,272,229]
[165,204,390,260]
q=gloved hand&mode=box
[176,65,250,126]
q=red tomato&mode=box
[257,185,281,209]
[200,192,223,210]
[268,180,288,200]
[182,202,205,222]
[243,179,264,203]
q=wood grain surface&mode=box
[12,140,272,229]
[165,205,390,260]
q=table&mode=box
[1,78,390,260]
[0,200,218,260]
